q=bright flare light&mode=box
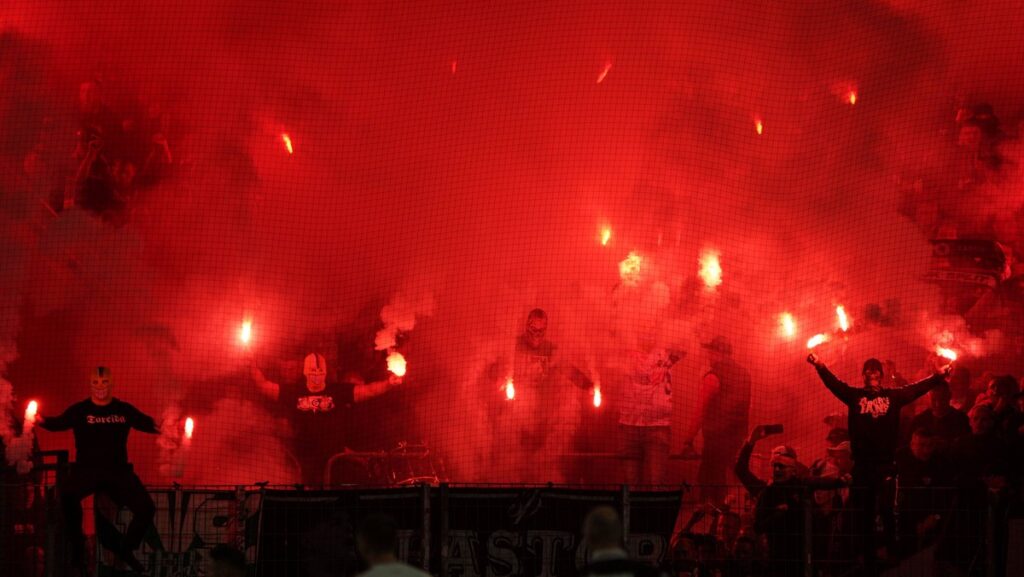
[698,249,723,290]
[936,346,958,362]
[601,227,612,246]
[755,118,764,135]
[239,320,253,344]
[597,61,613,84]
[836,305,850,332]
[505,377,515,400]
[184,417,194,439]
[593,386,602,408]
[25,400,39,422]
[282,133,294,155]
[387,351,407,377]
[619,251,643,286]
[807,334,829,349]
[779,313,797,338]
[848,91,857,105]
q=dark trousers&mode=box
[61,465,155,564]
[849,462,895,573]
[698,434,745,505]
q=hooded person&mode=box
[252,351,400,485]
[37,366,159,575]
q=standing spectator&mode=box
[355,514,430,577]
[806,353,950,572]
[581,506,665,577]
[734,425,847,577]
[681,336,751,505]
[905,383,971,450]
[947,366,975,413]
[894,428,955,556]
[618,345,683,486]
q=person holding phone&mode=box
[734,425,849,577]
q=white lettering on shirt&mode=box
[858,396,891,419]
[86,414,128,424]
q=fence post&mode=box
[439,483,449,577]
[621,485,630,544]
[803,488,814,577]
[986,499,995,576]
[421,484,431,572]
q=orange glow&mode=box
[755,118,763,135]
[807,334,828,349]
[619,251,643,286]
[184,417,194,439]
[779,313,797,338]
[239,320,252,344]
[698,249,723,289]
[836,305,850,332]
[387,351,407,377]
[936,346,958,361]
[597,61,613,84]
[593,386,602,408]
[25,400,39,422]
[601,226,612,246]
[505,377,515,400]
[282,133,294,155]
[847,91,857,105]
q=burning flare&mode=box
[505,377,515,400]
[281,133,294,155]
[600,226,612,246]
[847,91,857,105]
[936,346,958,362]
[597,61,613,84]
[184,417,194,440]
[239,320,253,344]
[754,117,764,135]
[387,351,407,377]
[779,313,797,338]
[619,251,643,286]
[807,334,829,349]
[25,400,39,423]
[836,305,850,332]
[698,249,723,289]
[593,386,602,408]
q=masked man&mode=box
[807,353,950,569]
[254,352,400,485]
[38,366,159,575]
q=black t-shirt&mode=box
[283,382,356,482]
[39,398,158,467]
[815,366,945,466]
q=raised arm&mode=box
[37,404,78,432]
[128,404,160,434]
[807,354,857,405]
[734,428,768,496]
[251,367,281,402]
[353,374,401,403]
[892,369,949,406]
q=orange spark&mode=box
[936,346,958,361]
[698,249,723,290]
[847,91,857,105]
[184,417,194,439]
[281,133,293,155]
[836,305,850,332]
[597,61,613,84]
[593,385,602,408]
[505,377,515,400]
[755,118,764,135]
[779,313,797,338]
[387,351,407,377]
[601,226,612,246]
[807,334,829,349]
